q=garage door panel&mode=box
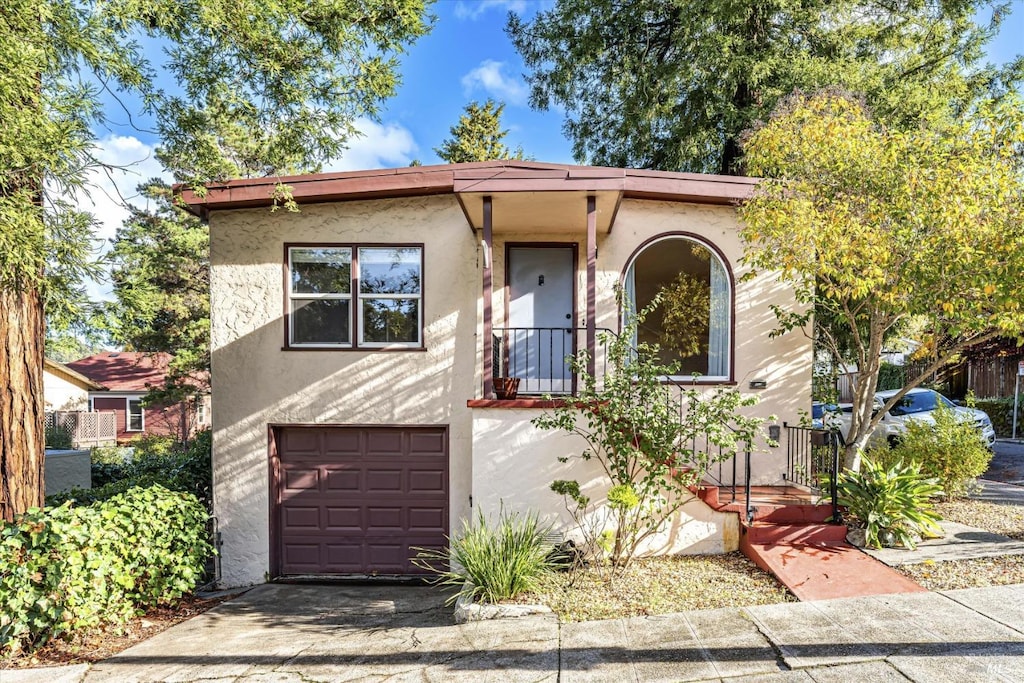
[283,467,319,493]
[281,429,320,454]
[408,469,445,492]
[282,506,320,529]
[366,506,403,530]
[365,469,403,491]
[323,430,361,455]
[276,426,448,576]
[324,468,360,491]
[365,430,404,456]
[408,507,445,531]
[409,431,445,455]
[325,506,361,530]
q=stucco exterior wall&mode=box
[210,195,478,587]
[470,409,740,555]
[44,369,90,412]
[484,200,811,485]
[44,450,91,495]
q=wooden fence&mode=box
[45,411,117,448]
[832,354,1020,402]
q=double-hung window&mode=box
[127,398,144,432]
[287,245,422,349]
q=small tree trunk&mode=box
[0,285,45,521]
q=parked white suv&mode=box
[836,388,995,450]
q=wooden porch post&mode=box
[586,195,597,377]
[482,196,494,398]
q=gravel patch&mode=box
[933,498,1024,540]
[897,556,1024,590]
[516,552,796,622]
[891,496,1024,590]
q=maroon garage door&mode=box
[274,426,448,576]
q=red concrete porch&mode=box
[697,485,927,602]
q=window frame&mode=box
[620,232,735,384]
[284,243,425,351]
[126,397,144,432]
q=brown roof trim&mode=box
[176,161,759,216]
[44,358,107,392]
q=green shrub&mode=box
[49,429,212,509]
[413,507,557,605]
[0,485,211,656]
[890,402,993,499]
[974,395,1023,438]
[835,455,943,549]
[44,424,73,450]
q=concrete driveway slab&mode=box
[7,581,1023,683]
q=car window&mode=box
[888,391,939,415]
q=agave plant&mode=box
[835,455,943,549]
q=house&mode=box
[43,358,105,412]
[179,161,811,588]
[66,351,211,443]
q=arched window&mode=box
[623,235,731,380]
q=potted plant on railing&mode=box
[493,376,521,400]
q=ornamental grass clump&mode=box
[835,455,943,549]
[413,507,557,605]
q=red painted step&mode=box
[698,484,928,601]
[740,523,928,602]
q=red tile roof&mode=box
[66,352,173,392]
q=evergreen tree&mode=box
[508,1,1021,174]
[435,99,527,163]
[0,0,433,520]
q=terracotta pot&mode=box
[494,377,521,400]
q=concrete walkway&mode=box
[6,582,1024,683]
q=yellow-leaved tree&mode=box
[739,91,1024,468]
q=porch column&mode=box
[586,195,597,377]
[482,196,494,398]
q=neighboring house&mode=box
[180,160,811,588]
[43,358,105,412]
[66,352,211,443]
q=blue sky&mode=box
[80,0,1023,299]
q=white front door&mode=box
[507,246,575,394]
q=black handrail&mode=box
[782,423,842,524]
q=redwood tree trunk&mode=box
[1,285,45,521]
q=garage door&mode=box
[274,426,448,576]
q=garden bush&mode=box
[413,507,557,605]
[834,455,943,549]
[44,424,73,450]
[49,429,212,509]
[0,485,211,656]
[974,395,1023,438]
[890,402,993,499]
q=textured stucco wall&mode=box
[43,370,90,411]
[44,450,91,495]
[210,195,478,587]
[211,192,810,586]
[485,200,811,485]
[470,409,739,555]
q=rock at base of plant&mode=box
[453,591,552,624]
[846,528,866,547]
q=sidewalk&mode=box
[6,582,1023,683]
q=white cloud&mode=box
[324,118,418,172]
[453,0,527,21]
[66,134,168,302]
[461,60,529,106]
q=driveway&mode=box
[985,439,1024,486]
[10,582,1023,683]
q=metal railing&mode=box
[783,423,842,524]
[45,411,118,448]
[492,327,613,396]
